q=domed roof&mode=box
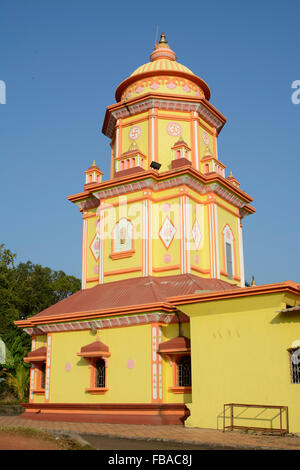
[131,60,195,77]
[115,33,210,102]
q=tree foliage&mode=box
[0,363,30,401]
[0,244,81,377]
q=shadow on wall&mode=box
[270,311,300,325]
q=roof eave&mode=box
[167,282,300,306]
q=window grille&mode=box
[40,364,46,389]
[95,358,106,388]
[177,356,191,387]
[290,349,300,384]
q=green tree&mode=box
[0,244,81,372]
[0,364,30,401]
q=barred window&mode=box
[95,358,106,388]
[177,356,191,387]
[40,363,46,390]
[290,349,300,384]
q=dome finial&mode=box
[150,32,177,62]
[159,32,168,44]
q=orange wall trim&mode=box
[152,265,180,273]
[86,276,99,284]
[20,403,190,425]
[103,266,142,277]
[190,266,211,275]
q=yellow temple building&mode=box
[16,34,300,433]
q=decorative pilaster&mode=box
[208,197,220,279]
[45,334,52,403]
[29,337,36,403]
[98,202,105,285]
[238,219,245,287]
[149,108,158,162]
[180,192,190,274]
[142,195,152,276]
[151,324,163,403]
[81,215,88,289]
[192,112,200,171]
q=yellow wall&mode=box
[48,324,152,404]
[86,210,98,281]
[177,292,300,433]
[122,114,148,157]
[157,112,191,170]
[103,200,143,280]
[83,186,242,285]
[152,196,181,274]
[32,321,192,406]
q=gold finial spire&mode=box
[229,170,233,177]
[150,32,176,62]
[92,160,96,166]
[251,275,256,287]
[159,32,168,44]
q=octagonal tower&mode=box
[68,33,255,289]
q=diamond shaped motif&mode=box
[192,219,202,250]
[159,217,176,249]
[90,233,100,261]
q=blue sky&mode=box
[1,0,299,285]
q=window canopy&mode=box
[24,346,47,363]
[77,340,110,358]
[158,336,191,355]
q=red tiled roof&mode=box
[26,274,239,321]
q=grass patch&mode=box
[0,426,95,450]
[0,399,23,405]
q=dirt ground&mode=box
[0,431,62,450]
[80,434,241,450]
[1,416,300,450]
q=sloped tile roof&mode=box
[29,274,239,321]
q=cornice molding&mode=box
[103,94,226,139]
[68,168,255,216]
[20,312,178,336]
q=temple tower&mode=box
[68,34,255,289]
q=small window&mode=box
[40,363,46,390]
[177,356,191,387]
[290,349,300,384]
[112,218,134,254]
[95,358,106,388]
[226,242,233,279]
